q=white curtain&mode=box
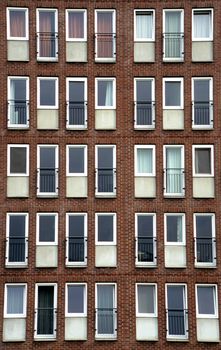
[138,285,154,314]
[105,81,113,106]
[137,149,152,174]
[176,216,183,242]
[166,148,182,193]
[194,13,210,38]
[7,286,24,314]
[10,80,18,124]
[97,285,114,334]
[136,13,153,39]
[165,12,181,57]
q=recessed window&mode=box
[67,145,87,176]
[7,145,29,176]
[192,78,213,128]
[164,145,185,196]
[165,214,185,244]
[66,213,87,265]
[135,213,156,266]
[66,78,87,128]
[134,10,155,41]
[96,213,116,245]
[192,9,213,41]
[95,78,116,109]
[136,284,157,316]
[95,145,116,196]
[163,10,184,61]
[134,78,155,128]
[66,284,87,316]
[37,9,58,60]
[95,10,116,60]
[37,78,58,109]
[196,285,217,317]
[193,145,214,176]
[163,78,183,109]
[4,284,27,317]
[7,8,28,40]
[66,10,87,41]
[8,76,29,128]
[37,145,59,196]
[37,213,58,245]
[135,145,155,176]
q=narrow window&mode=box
[192,78,213,128]
[7,8,28,40]
[163,78,183,109]
[95,10,116,60]
[163,10,184,60]
[37,77,58,109]
[66,78,87,128]
[192,9,213,41]
[66,10,87,41]
[37,213,58,245]
[8,77,29,127]
[196,285,217,317]
[66,284,87,316]
[134,10,155,41]
[165,214,185,244]
[135,146,155,176]
[164,146,184,196]
[96,78,116,109]
[66,213,87,265]
[136,284,157,316]
[67,145,87,176]
[193,146,214,176]
[8,145,29,176]
[4,284,27,317]
[96,213,116,245]
[37,145,58,196]
[37,9,58,60]
[134,78,155,128]
[135,213,156,265]
[95,145,116,196]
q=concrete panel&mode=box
[66,176,87,198]
[7,177,29,198]
[95,245,117,267]
[36,245,58,268]
[135,177,156,198]
[95,110,116,130]
[3,318,26,342]
[193,177,214,198]
[192,41,213,62]
[37,109,59,130]
[66,42,87,62]
[134,42,155,62]
[163,110,184,130]
[136,317,158,341]
[197,318,220,342]
[165,245,186,268]
[7,40,29,61]
[65,317,87,340]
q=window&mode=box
[66,283,87,316]
[37,77,58,109]
[135,145,155,176]
[163,10,184,60]
[37,9,58,60]
[95,145,116,196]
[192,78,213,128]
[166,284,188,339]
[163,78,183,109]
[8,76,29,128]
[95,283,117,339]
[192,9,213,41]
[6,213,28,266]
[96,213,116,245]
[66,78,87,128]
[196,285,218,317]
[37,145,58,196]
[95,10,116,61]
[35,284,57,339]
[7,144,29,176]
[194,214,216,266]
[7,8,28,40]
[66,213,87,266]
[37,213,58,245]
[164,145,185,196]
[4,284,27,318]
[165,214,185,245]
[134,10,155,41]
[95,78,116,109]
[135,213,156,266]
[192,145,214,176]
[66,145,87,176]
[66,9,87,41]
[134,78,155,128]
[136,284,157,317]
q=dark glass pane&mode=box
[165,82,180,106]
[68,285,84,313]
[194,80,209,102]
[137,80,152,102]
[196,216,212,238]
[40,80,56,106]
[10,147,26,173]
[69,216,84,237]
[138,216,153,237]
[97,81,113,106]
[40,147,55,169]
[167,286,184,309]
[167,216,182,242]
[69,82,84,102]
[39,215,55,242]
[39,11,55,32]
[9,216,25,237]
[138,285,155,314]
[98,215,113,242]
[69,147,84,173]
[11,79,26,100]
[195,149,211,174]
[37,286,54,335]
[197,287,215,315]
[98,148,113,168]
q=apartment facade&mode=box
[1,0,221,348]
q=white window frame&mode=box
[66,9,87,41]
[7,144,29,176]
[65,283,87,317]
[95,9,116,61]
[163,77,184,109]
[136,283,157,317]
[196,284,218,318]
[164,213,186,246]
[165,283,188,340]
[95,213,117,246]
[36,213,58,245]
[134,145,156,176]
[7,7,29,40]
[95,144,116,197]
[192,8,213,41]
[192,145,214,177]
[66,212,87,266]
[66,145,87,176]
[37,77,59,109]
[192,77,213,129]
[163,9,184,61]
[34,283,57,340]
[66,78,87,129]
[134,9,155,42]
[4,283,27,318]
[95,78,116,109]
[95,283,117,339]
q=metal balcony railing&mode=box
[95,168,116,195]
[66,101,87,128]
[35,307,57,337]
[195,237,216,264]
[37,32,58,59]
[66,236,87,263]
[166,308,188,338]
[7,236,28,263]
[136,236,157,264]
[8,100,29,126]
[163,32,184,60]
[95,33,116,59]
[164,168,185,196]
[134,101,155,128]
[95,307,117,337]
[37,168,58,195]
[192,101,213,127]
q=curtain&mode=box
[7,286,24,314]
[37,286,54,335]
[39,12,55,57]
[10,80,17,124]
[97,12,113,58]
[166,148,182,193]
[97,285,114,334]
[137,149,152,174]
[165,12,181,57]
[176,216,183,242]
[68,11,84,39]
[194,12,210,38]
[105,81,113,106]
[136,12,153,39]
[10,10,25,37]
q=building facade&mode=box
[1,0,221,348]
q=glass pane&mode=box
[137,148,153,173]
[97,285,114,335]
[7,285,24,314]
[165,81,181,106]
[194,12,210,38]
[195,149,211,174]
[40,147,55,168]
[69,81,84,102]
[167,286,184,309]
[136,80,152,102]
[138,216,153,237]
[167,215,183,242]
[37,286,54,335]
[165,11,181,33]
[68,285,84,313]
[196,216,212,238]
[68,11,84,38]
[136,11,153,39]
[194,80,210,102]
[9,10,26,37]
[69,216,84,237]
[97,12,113,33]
[98,148,113,168]
[69,147,84,173]
[39,215,55,242]
[97,80,113,107]
[10,79,26,100]
[9,215,25,237]
[40,80,56,106]
[137,285,155,314]
[10,147,26,173]
[39,11,55,33]
[98,215,113,242]
[197,286,215,315]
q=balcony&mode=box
[195,237,216,267]
[163,33,184,61]
[37,168,58,197]
[66,236,87,266]
[192,101,213,129]
[6,236,28,266]
[136,236,157,266]
[134,101,155,129]
[95,168,116,197]
[37,32,58,61]
[166,309,188,340]
[35,307,57,339]
[8,100,29,128]
[95,308,117,339]
[66,101,87,129]
[95,33,116,62]
[164,168,185,197]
